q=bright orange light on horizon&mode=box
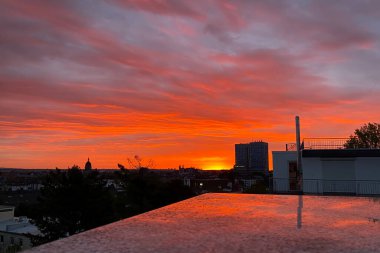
[204,164,230,171]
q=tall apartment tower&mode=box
[235,141,269,177]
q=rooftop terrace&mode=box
[26,193,380,253]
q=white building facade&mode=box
[0,206,40,253]
[273,149,380,195]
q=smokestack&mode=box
[295,116,303,191]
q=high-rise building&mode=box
[234,141,269,178]
[235,144,249,168]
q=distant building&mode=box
[85,158,92,171]
[0,206,40,252]
[234,141,269,178]
[183,179,232,194]
[0,170,44,192]
[178,166,199,179]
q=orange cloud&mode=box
[1,1,380,169]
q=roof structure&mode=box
[25,193,380,253]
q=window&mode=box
[0,235,4,243]
[10,237,14,244]
[19,238,23,246]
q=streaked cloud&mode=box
[1,0,380,169]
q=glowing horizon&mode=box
[1,1,380,170]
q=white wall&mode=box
[0,207,14,222]
[302,158,323,194]
[272,151,297,192]
[302,157,380,195]
[355,158,380,195]
[355,158,380,180]
[321,159,356,193]
[302,158,357,194]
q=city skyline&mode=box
[1,1,380,169]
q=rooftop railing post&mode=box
[295,116,303,193]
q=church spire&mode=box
[85,158,92,171]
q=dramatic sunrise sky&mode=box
[1,0,380,170]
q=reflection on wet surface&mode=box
[27,193,380,253]
[297,195,303,229]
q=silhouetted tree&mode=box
[25,159,195,245]
[117,163,126,171]
[243,181,267,194]
[344,123,380,149]
[115,157,195,216]
[30,166,116,245]
[218,169,235,181]
[127,155,155,169]
[122,174,195,216]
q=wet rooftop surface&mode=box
[26,193,380,253]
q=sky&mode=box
[1,0,380,170]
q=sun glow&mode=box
[204,164,230,171]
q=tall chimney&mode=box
[295,116,303,191]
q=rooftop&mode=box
[26,193,380,253]
[0,217,40,235]
[0,205,14,210]
[302,149,380,157]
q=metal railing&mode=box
[273,178,380,196]
[286,143,297,151]
[302,138,349,150]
